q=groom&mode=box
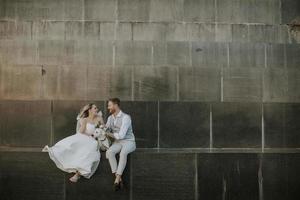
[105,98,136,191]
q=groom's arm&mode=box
[112,115,131,140]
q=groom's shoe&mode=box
[113,182,120,191]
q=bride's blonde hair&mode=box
[76,103,95,120]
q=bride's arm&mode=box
[79,118,89,135]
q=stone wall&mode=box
[0,1,300,200]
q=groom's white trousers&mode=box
[106,139,136,175]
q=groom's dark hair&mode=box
[108,97,120,107]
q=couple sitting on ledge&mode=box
[42,98,136,191]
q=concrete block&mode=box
[183,0,215,22]
[266,44,285,68]
[191,42,228,68]
[179,67,221,101]
[166,41,190,66]
[133,22,166,41]
[232,24,248,42]
[58,65,87,100]
[0,100,51,146]
[263,68,288,102]
[133,66,177,101]
[215,23,232,42]
[84,21,100,40]
[84,0,116,21]
[149,0,184,22]
[74,40,113,65]
[100,22,132,40]
[186,23,215,42]
[132,153,195,200]
[32,21,65,40]
[281,0,300,24]
[115,41,152,65]
[223,67,263,102]
[159,102,210,147]
[117,0,150,22]
[64,0,84,20]
[15,0,64,20]
[228,43,265,68]
[166,23,187,41]
[65,21,83,40]
[286,44,300,68]
[87,66,132,100]
[212,102,262,148]
[0,64,42,100]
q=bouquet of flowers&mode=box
[91,123,113,151]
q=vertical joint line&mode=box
[261,104,264,153]
[157,101,160,150]
[176,66,179,101]
[221,67,224,102]
[210,104,213,150]
[264,43,267,68]
[194,154,198,200]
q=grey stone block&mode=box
[0,64,42,100]
[166,23,187,41]
[152,42,167,65]
[179,67,221,101]
[32,21,65,40]
[41,65,60,99]
[87,66,132,101]
[263,68,288,102]
[266,44,285,68]
[286,68,300,102]
[183,0,215,22]
[74,40,113,65]
[198,154,260,200]
[0,0,15,20]
[133,66,177,101]
[100,22,132,41]
[14,0,64,20]
[281,0,300,24]
[149,0,184,22]
[223,67,263,102]
[0,100,51,147]
[0,21,31,40]
[38,40,75,65]
[228,43,265,68]
[2,40,38,65]
[286,44,300,68]
[264,103,300,148]
[212,102,262,148]
[232,24,248,42]
[84,0,116,21]
[115,41,152,65]
[84,22,100,40]
[216,23,232,42]
[159,102,210,148]
[191,42,228,68]
[249,25,291,43]
[262,154,300,200]
[118,0,150,22]
[132,153,195,200]
[58,66,87,100]
[186,23,215,42]
[0,152,65,200]
[167,41,190,66]
[133,22,166,41]
[64,0,84,20]
[65,21,83,40]
[216,0,280,24]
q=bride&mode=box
[42,103,104,182]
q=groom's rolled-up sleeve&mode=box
[113,115,131,140]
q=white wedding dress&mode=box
[42,122,100,179]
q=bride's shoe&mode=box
[42,145,49,152]
[69,174,80,183]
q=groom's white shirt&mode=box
[105,110,135,141]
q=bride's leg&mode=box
[69,171,81,182]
